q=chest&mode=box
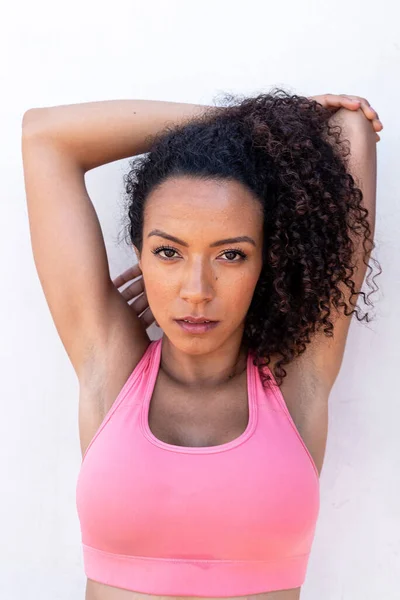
[79,352,329,477]
[147,369,252,448]
[148,369,326,476]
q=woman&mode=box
[21,89,382,600]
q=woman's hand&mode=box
[112,264,159,332]
[308,93,383,142]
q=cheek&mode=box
[222,274,259,310]
[143,274,174,307]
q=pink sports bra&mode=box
[76,337,320,597]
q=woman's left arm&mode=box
[307,106,377,391]
[330,105,377,259]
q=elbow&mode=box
[330,107,376,140]
[21,108,49,139]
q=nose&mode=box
[179,257,214,303]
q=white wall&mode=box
[2,1,399,598]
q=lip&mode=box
[175,320,219,334]
[177,316,216,323]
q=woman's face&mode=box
[134,176,264,354]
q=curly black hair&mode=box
[118,87,382,388]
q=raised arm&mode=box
[307,106,378,390]
[21,99,209,378]
[22,99,210,172]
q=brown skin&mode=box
[133,176,264,389]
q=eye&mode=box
[220,248,248,262]
[151,245,180,260]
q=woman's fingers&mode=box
[312,94,384,133]
[129,290,148,314]
[139,305,156,329]
[133,295,159,329]
[112,264,142,289]
[345,96,383,130]
[333,94,361,109]
[339,95,383,132]
[112,264,158,330]
[119,278,144,301]
[128,287,158,330]
[112,264,144,300]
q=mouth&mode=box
[174,320,219,334]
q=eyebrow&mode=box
[147,229,256,248]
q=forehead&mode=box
[144,177,263,237]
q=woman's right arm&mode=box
[21,99,210,378]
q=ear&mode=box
[133,245,142,268]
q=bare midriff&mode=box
[85,579,301,600]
